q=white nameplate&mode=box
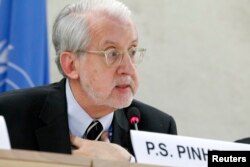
[0,116,11,149]
[130,130,250,167]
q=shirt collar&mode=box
[66,79,113,137]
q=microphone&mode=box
[127,107,141,130]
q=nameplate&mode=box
[0,116,11,149]
[130,130,250,167]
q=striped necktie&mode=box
[84,120,103,140]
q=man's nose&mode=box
[116,53,136,75]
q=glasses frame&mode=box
[75,48,146,66]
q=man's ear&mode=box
[60,52,79,79]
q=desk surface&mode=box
[0,149,167,167]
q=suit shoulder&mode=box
[129,99,177,134]
[130,99,173,118]
[0,80,65,109]
[0,80,65,98]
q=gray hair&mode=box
[52,0,132,75]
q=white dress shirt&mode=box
[65,79,113,137]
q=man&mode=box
[0,0,177,161]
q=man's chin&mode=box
[109,97,134,109]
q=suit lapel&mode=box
[35,79,71,154]
[112,109,134,154]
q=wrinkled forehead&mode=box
[85,10,138,46]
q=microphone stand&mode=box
[134,120,139,130]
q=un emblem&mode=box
[0,40,34,91]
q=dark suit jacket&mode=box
[235,137,250,144]
[0,79,177,155]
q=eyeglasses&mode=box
[76,47,146,66]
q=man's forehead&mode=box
[86,10,132,26]
[85,11,138,47]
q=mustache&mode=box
[114,76,133,86]
[114,76,137,95]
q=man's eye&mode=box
[129,48,137,57]
[108,50,119,57]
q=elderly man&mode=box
[0,0,177,161]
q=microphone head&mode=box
[127,107,141,125]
